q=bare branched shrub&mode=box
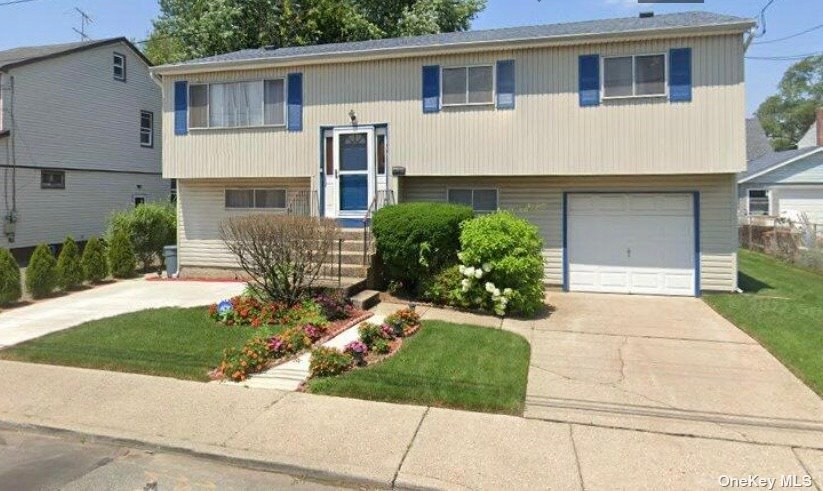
[220,215,339,305]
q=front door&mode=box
[333,127,374,218]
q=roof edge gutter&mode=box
[151,20,755,77]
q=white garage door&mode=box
[567,193,696,296]
[774,188,823,224]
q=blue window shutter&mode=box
[174,81,188,135]
[422,65,440,113]
[670,48,692,102]
[287,72,303,132]
[496,60,515,109]
[578,55,600,107]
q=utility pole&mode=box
[72,7,93,41]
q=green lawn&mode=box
[703,249,823,396]
[308,320,531,415]
[0,308,275,381]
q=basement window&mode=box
[41,170,66,189]
[448,188,498,213]
[225,189,287,209]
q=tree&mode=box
[108,203,176,271]
[757,55,823,151]
[108,230,137,279]
[145,0,486,64]
[81,236,109,284]
[55,237,83,290]
[0,248,21,306]
[26,244,57,299]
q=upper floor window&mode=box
[225,188,287,209]
[140,110,153,147]
[442,65,494,106]
[41,170,65,189]
[747,189,769,216]
[189,79,285,129]
[603,54,665,99]
[448,188,498,213]
[113,53,126,82]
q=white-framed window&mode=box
[603,54,666,99]
[113,52,126,82]
[41,169,65,189]
[447,188,498,213]
[140,110,153,147]
[376,127,387,176]
[747,189,770,216]
[189,79,285,129]
[225,189,287,209]
[442,65,495,106]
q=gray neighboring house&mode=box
[0,38,167,259]
[739,110,823,223]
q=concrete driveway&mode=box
[0,279,245,348]
[504,293,823,448]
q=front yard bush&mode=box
[420,265,462,305]
[372,202,473,292]
[26,244,57,299]
[0,248,21,305]
[108,229,136,278]
[457,211,545,316]
[108,203,176,271]
[81,236,108,283]
[55,237,83,290]
[220,337,271,382]
[309,347,353,378]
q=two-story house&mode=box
[151,11,754,297]
[0,38,166,259]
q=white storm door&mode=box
[333,127,374,218]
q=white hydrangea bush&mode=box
[456,261,514,316]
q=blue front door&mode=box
[336,130,372,214]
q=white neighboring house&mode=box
[0,38,167,259]
[739,109,823,224]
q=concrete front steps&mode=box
[316,227,374,296]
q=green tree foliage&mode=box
[26,244,57,299]
[757,55,823,151]
[55,237,83,291]
[108,203,176,271]
[108,230,137,279]
[81,237,109,284]
[146,0,486,64]
[0,248,21,306]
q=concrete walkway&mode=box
[0,279,245,348]
[0,360,820,490]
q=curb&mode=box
[0,418,395,490]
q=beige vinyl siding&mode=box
[162,34,745,179]
[401,173,738,292]
[177,178,311,268]
[2,167,168,249]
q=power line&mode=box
[755,0,780,38]
[0,0,42,7]
[746,51,823,61]
[753,23,823,44]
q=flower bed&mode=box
[307,307,421,380]
[208,292,367,382]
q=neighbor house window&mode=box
[140,110,153,147]
[190,79,285,129]
[113,53,126,81]
[603,54,665,98]
[41,170,65,189]
[442,65,494,106]
[225,189,287,209]
[748,189,770,216]
[448,188,498,213]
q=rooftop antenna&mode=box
[72,7,93,41]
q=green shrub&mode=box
[420,265,462,305]
[55,237,83,290]
[81,236,108,283]
[0,248,21,305]
[309,347,352,378]
[26,244,57,299]
[371,338,391,355]
[108,229,136,279]
[458,211,545,316]
[358,322,384,347]
[372,202,473,291]
[108,203,176,271]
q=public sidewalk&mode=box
[0,360,819,490]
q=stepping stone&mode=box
[351,290,380,310]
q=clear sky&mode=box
[0,0,820,116]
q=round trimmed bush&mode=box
[459,211,545,316]
[0,248,21,305]
[372,202,473,290]
[108,229,136,279]
[81,236,108,283]
[26,244,57,299]
[55,237,83,290]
